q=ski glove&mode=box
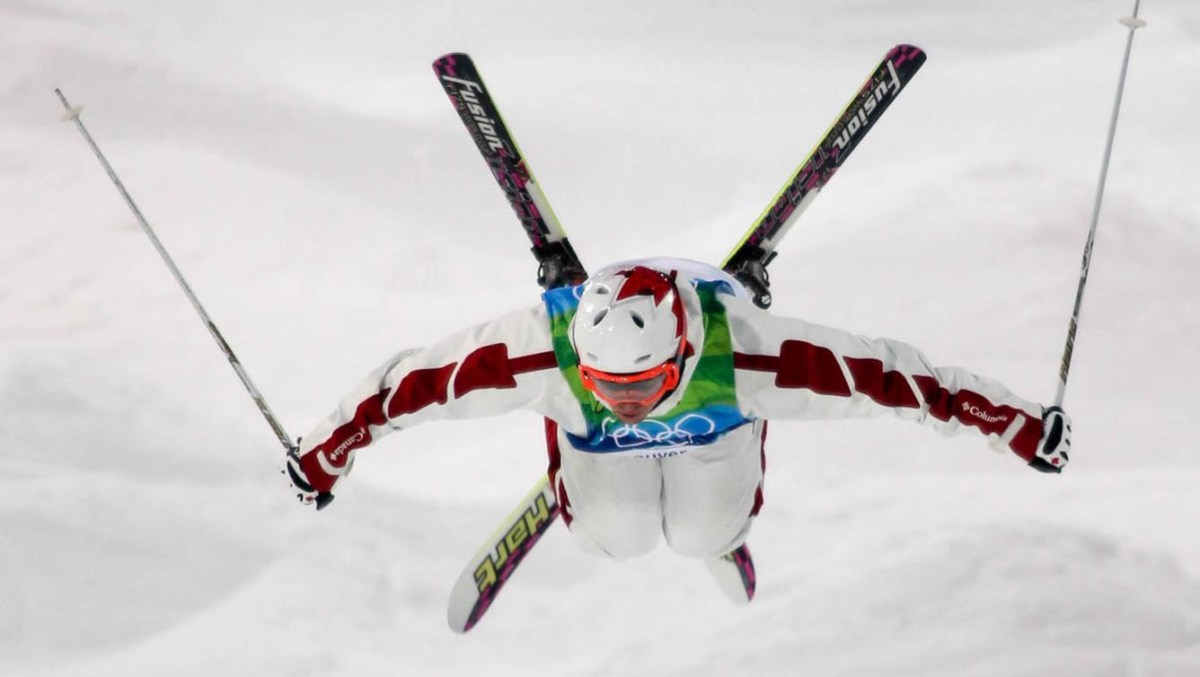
[283,446,336,510]
[1029,406,1071,473]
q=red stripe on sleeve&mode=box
[387,364,457,418]
[775,340,852,396]
[302,389,392,492]
[733,352,780,372]
[1008,417,1042,462]
[510,350,558,375]
[844,356,920,409]
[734,342,851,396]
[913,374,1041,460]
[913,375,955,422]
[453,344,557,398]
[454,344,517,397]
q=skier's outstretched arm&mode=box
[285,304,574,505]
[725,297,1070,472]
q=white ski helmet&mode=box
[570,266,688,382]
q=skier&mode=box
[285,257,1071,561]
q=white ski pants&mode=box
[552,420,766,560]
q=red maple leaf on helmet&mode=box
[614,266,686,339]
[614,266,676,304]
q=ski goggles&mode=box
[578,360,681,409]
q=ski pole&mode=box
[54,89,296,453]
[1055,0,1146,407]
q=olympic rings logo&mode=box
[600,413,719,450]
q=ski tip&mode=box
[447,614,472,634]
[433,52,472,68]
[447,589,484,634]
[885,44,928,70]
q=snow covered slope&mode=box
[3,1,1198,675]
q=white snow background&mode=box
[3,1,1199,675]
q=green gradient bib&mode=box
[542,279,750,456]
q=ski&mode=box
[722,44,927,308]
[433,52,586,290]
[436,51,583,633]
[446,475,559,633]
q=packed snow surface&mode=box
[3,1,1199,675]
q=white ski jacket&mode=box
[295,261,1045,495]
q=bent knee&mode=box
[664,517,753,559]
[567,509,660,561]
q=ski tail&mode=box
[704,543,757,604]
[433,53,585,288]
[447,475,560,633]
[723,44,927,306]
